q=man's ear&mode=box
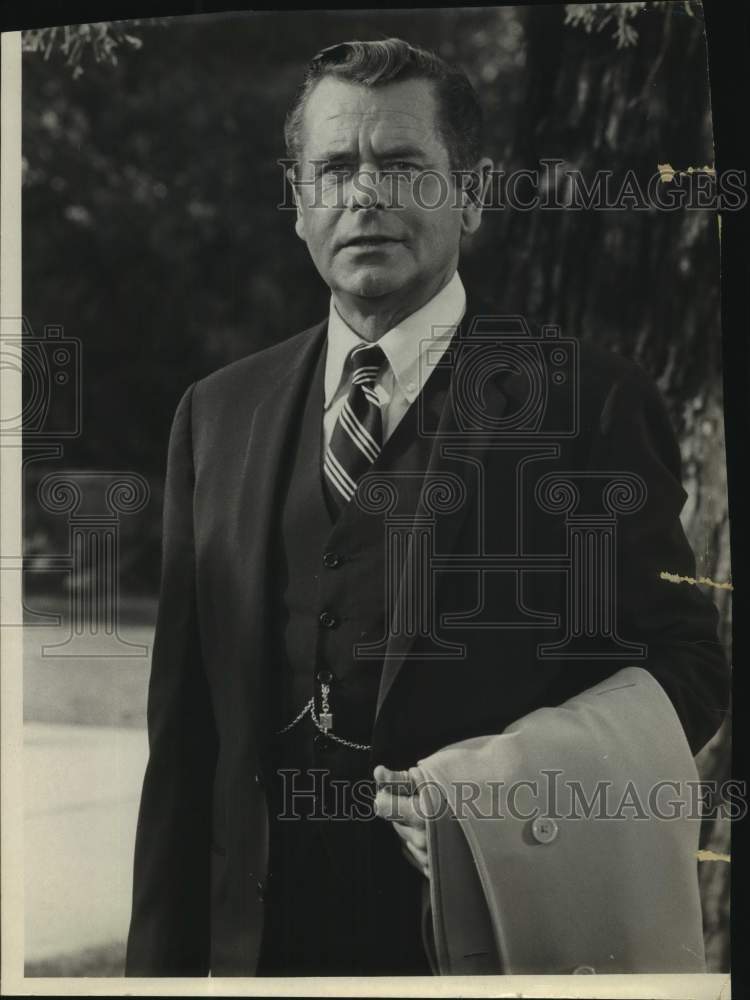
[286,165,307,242]
[460,157,494,237]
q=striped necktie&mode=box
[324,342,387,510]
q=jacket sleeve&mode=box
[126,382,218,975]
[584,363,730,755]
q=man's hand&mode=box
[373,764,430,879]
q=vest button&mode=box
[319,611,338,629]
[316,669,333,683]
[322,551,342,568]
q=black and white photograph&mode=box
[1,1,746,995]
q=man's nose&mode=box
[346,163,388,211]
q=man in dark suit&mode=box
[126,38,729,977]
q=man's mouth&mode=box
[342,235,401,248]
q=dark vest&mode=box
[256,337,435,977]
[268,337,436,781]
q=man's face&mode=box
[291,76,467,303]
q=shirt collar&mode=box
[324,271,466,408]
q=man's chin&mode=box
[338,267,409,300]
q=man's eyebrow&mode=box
[311,150,357,165]
[376,146,428,161]
[310,146,429,165]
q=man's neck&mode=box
[331,269,456,342]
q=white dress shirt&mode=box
[323,271,466,448]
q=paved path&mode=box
[24,722,149,962]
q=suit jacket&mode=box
[126,303,729,976]
[419,666,706,975]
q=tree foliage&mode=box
[22,8,729,967]
[21,21,154,77]
[564,1,699,48]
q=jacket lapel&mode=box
[374,312,512,721]
[229,321,327,693]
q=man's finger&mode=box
[408,765,427,789]
[373,764,416,796]
[400,842,423,875]
[374,787,425,828]
[404,840,430,877]
[392,820,427,854]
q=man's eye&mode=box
[318,163,353,178]
[383,161,420,174]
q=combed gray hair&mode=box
[284,38,483,172]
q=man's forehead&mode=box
[303,77,439,142]
[318,115,433,151]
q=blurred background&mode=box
[20,2,731,976]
